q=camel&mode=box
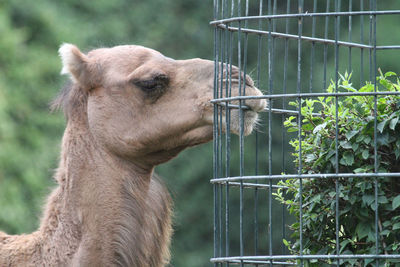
[0,44,266,266]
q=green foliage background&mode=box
[0,1,213,266]
[278,72,400,266]
[0,1,400,266]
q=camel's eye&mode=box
[134,74,169,94]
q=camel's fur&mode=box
[0,44,266,266]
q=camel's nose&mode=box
[245,86,267,112]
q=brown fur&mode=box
[0,44,266,266]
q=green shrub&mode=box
[275,71,400,266]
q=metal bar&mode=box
[225,180,230,267]
[214,103,321,116]
[297,1,304,265]
[281,0,290,257]
[267,0,273,263]
[348,0,353,76]
[372,2,379,265]
[211,254,400,262]
[270,0,277,259]
[224,1,233,263]
[374,45,400,50]
[214,25,376,50]
[323,0,330,90]
[211,91,400,102]
[360,0,364,85]
[237,3,244,266]
[227,4,235,265]
[213,0,220,263]
[225,182,288,189]
[241,0,249,262]
[218,3,225,258]
[213,259,296,265]
[210,10,400,25]
[309,0,317,93]
[210,172,400,183]
[214,24,400,51]
[254,0,263,258]
[334,1,340,265]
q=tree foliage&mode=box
[276,71,400,266]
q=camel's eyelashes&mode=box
[134,74,169,95]
[139,80,161,91]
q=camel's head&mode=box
[58,44,266,166]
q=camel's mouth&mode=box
[218,108,261,136]
[212,79,266,136]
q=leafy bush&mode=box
[275,71,400,266]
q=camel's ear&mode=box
[59,43,93,88]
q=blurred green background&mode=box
[0,1,214,266]
[1,1,400,266]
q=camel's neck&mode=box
[0,119,172,267]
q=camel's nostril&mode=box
[247,98,267,112]
[246,87,266,112]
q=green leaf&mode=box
[359,83,374,92]
[339,240,351,253]
[312,122,327,134]
[302,123,314,131]
[340,151,354,166]
[282,239,290,247]
[378,196,388,204]
[389,117,399,130]
[395,148,400,160]
[351,142,359,151]
[361,149,369,160]
[393,222,400,230]
[396,139,400,148]
[377,132,390,147]
[305,154,317,163]
[345,130,359,140]
[339,141,352,149]
[377,120,387,133]
[393,195,400,210]
[364,259,374,266]
[380,78,393,90]
[385,71,397,77]
[363,136,372,144]
[380,229,390,236]
[354,167,366,173]
[362,195,375,206]
[326,150,335,160]
[356,222,370,239]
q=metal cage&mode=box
[211,0,400,266]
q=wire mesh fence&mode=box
[211,0,400,266]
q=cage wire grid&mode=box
[211,0,400,266]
